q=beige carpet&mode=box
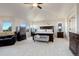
[0,37,73,56]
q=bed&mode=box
[32,26,54,42]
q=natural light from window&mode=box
[2,21,12,31]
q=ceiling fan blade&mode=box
[37,5,42,9]
[24,3,32,4]
[23,3,43,9]
[38,3,43,4]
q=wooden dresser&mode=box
[69,32,79,56]
[57,32,64,38]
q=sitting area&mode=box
[0,32,16,46]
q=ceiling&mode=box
[0,3,76,24]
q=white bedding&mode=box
[34,29,53,42]
[35,32,53,34]
[34,35,49,41]
[35,29,53,34]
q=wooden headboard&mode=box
[40,26,54,32]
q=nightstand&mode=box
[57,32,64,38]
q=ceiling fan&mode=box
[24,3,43,9]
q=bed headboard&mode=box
[40,26,54,32]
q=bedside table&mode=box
[57,32,64,38]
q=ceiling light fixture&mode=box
[33,3,38,7]
[24,3,43,9]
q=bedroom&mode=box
[0,3,78,56]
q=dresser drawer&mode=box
[57,32,64,38]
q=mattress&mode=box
[34,35,49,41]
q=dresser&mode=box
[57,32,64,38]
[69,32,79,56]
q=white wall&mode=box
[77,4,79,33]
[65,4,77,39]
[68,4,77,32]
[66,4,79,34]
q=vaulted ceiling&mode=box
[0,3,76,24]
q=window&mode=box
[20,23,26,27]
[2,21,12,32]
[20,22,30,32]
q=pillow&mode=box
[47,29,53,32]
[34,35,40,38]
[37,29,45,32]
[0,32,14,36]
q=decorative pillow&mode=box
[47,29,53,32]
[0,32,14,36]
[37,29,45,32]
